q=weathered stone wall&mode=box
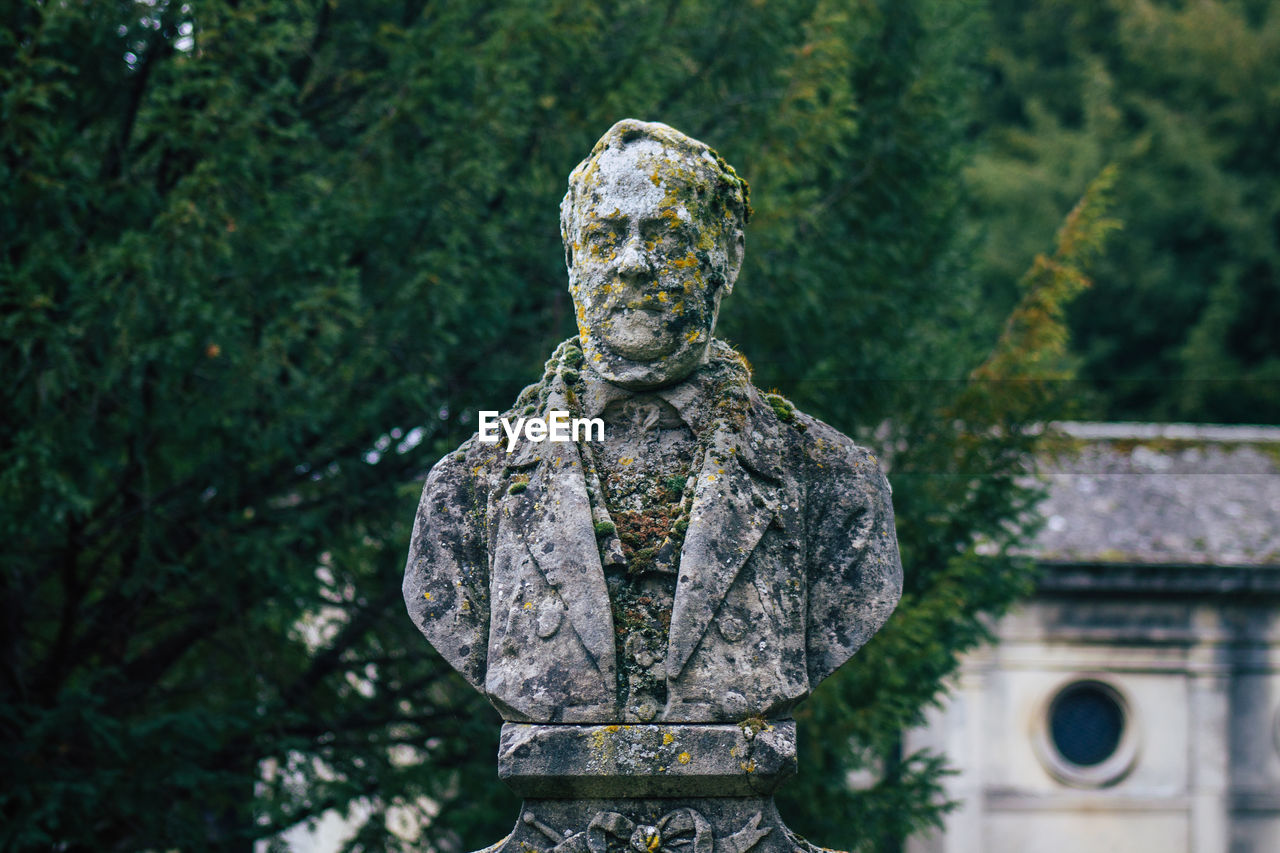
[909,423,1280,853]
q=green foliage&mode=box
[2,1,1109,850]
[973,165,1122,387]
[972,0,1280,423]
[767,140,1121,852]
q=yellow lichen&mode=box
[589,729,606,755]
[677,752,691,764]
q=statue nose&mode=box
[616,235,652,279]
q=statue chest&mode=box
[593,395,699,720]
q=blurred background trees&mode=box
[971,0,1280,423]
[0,0,1270,851]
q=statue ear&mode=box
[722,226,745,295]
[561,217,576,272]
[559,191,577,272]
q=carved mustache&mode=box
[590,284,690,316]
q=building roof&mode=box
[1028,422,1280,568]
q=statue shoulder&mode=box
[428,431,493,479]
[415,432,510,532]
[745,389,886,483]
[423,369,557,485]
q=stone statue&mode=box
[404,120,902,851]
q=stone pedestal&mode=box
[481,721,826,852]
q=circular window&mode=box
[1033,678,1138,788]
[1049,682,1124,766]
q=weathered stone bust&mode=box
[404,120,902,851]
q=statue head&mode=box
[561,120,750,389]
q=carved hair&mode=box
[559,119,751,251]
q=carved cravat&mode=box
[589,392,698,721]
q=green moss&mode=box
[560,368,580,384]
[763,392,806,430]
[562,346,584,367]
[628,545,657,574]
[508,476,529,495]
[607,575,670,704]
[594,520,616,537]
[663,474,685,495]
[765,393,795,423]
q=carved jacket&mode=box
[403,340,902,723]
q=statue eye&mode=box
[640,221,669,244]
[641,220,693,253]
[583,225,623,257]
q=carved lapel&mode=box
[500,398,616,689]
[667,404,781,678]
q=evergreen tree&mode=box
[2,1,1106,849]
[972,0,1280,423]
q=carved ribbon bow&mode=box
[586,808,712,853]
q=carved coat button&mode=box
[720,691,748,718]
[717,614,746,642]
[630,698,659,722]
[535,596,565,638]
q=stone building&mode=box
[907,422,1280,853]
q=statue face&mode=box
[566,139,743,389]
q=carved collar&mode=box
[576,347,737,437]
